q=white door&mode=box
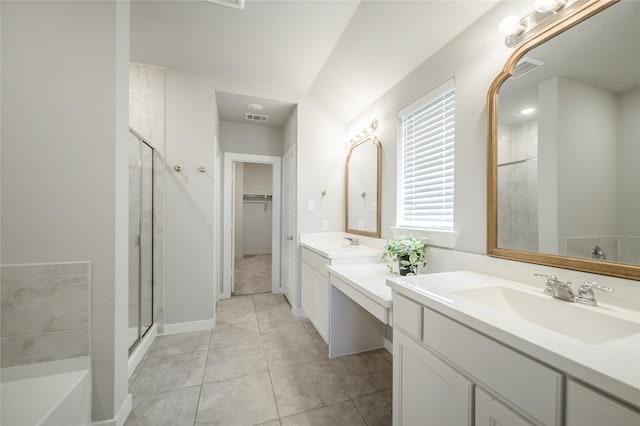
[282,145,297,307]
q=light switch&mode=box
[308,200,315,211]
[322,220,329,231]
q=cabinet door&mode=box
[476,387,532,426]
[566,380,640,426]
[312,267,329,343]
[301,262,314,319]
[393,330,473,426]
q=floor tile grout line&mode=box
[257,297,283,425]
[192,329,213,426]
[350,397,373,426]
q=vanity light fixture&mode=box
[346,119,379,144]
[499,0,582,47]
[499,15,525,38]
[535,0,567,13]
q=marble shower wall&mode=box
[497,121,539,251]
[130,62,166,332]
[565,235,640,265]
[1,262,90,367]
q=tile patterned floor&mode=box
[127,293,392,426]
[234,255,272,295]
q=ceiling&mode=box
[131,0,498,124]
[215,91,296,127]
[499,1,640,126]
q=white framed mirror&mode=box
[346,135,382,238]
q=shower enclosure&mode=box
[129,129,154,352]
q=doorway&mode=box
[233,162,273,295]
[223,153,282,299]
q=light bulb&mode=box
[535,0,564,12]
[499,15,524,37]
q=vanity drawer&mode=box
[423,308,562,426]
[301,248,330,277]
[393,294,423,341]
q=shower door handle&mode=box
[286,235,293,240]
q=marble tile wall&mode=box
[565,235,640,266]
[565,236,619,262]
[1,262,90,367]
[497,122,539,251]
[130,62,165,333]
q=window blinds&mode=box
[398,84,455,231]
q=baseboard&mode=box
[291,306,304,317]
[161,318,216,335]
[128,324,157,378]
[92,394,132,426]
[384,338,393,353]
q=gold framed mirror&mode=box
[487,0,640,280]
[346,135,382,238]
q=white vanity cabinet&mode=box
[301,248,330,342]
[394,329,473,426]
[475,388,532,426]
[392,290,561,426]
[566,380,640,426]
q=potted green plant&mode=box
[382,236,427,276]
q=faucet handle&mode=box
[576,282,613,306]
[580,282,613,293]
[534,273,557,283]
[534,273,558,295]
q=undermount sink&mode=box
[454,286,640,344]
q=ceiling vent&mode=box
[245,113,269,123]
[511,57,545,79]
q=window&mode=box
[397,80,455,231]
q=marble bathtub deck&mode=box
[127,293,392,426]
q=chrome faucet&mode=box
[534,274,614,305]
[344,236,360,246]
[534,273,575,302]
[576,282,613,306]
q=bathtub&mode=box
[1,357,91,426]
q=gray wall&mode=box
[220,121,284,157]
[346,0,533,253]
[1,2,130,422]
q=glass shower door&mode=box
[129,130,154,353]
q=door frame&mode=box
[222,152,282,299]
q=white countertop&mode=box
[300,233,383,259]
[386,271,640,409]
[327,262,393,308]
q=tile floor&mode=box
[234,255,272,295]
[126,293,392,426]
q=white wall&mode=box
[555,77,618,246]
[346,0,532,253]
[164,69,217,326]
[220,121,284,157]
[284,107,298,153]
[1,1,130,422]
[234,163,244,259]
[617,87,640,237]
